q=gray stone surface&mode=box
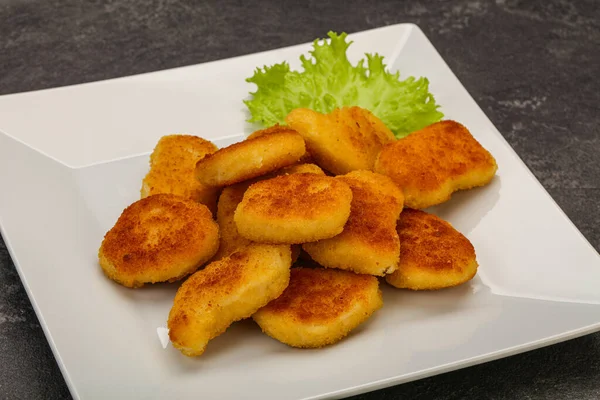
[0,0,598,399]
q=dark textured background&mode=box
[1,0,599,399]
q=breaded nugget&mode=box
[273,163,324,176]
[141,134,219,213]
[234,174,353,244]
[168,244,292,356]
[213,186,303,262]
[385,209,478,290]
[195,131,306,187]
[303,170,404,276]
[212,164,325,261]
[247,125,314,164]
[374,120,498,209]
[98,194,219,288]
[246,124,298,140]
[253,267,383,348]
[212,182,255,261]
[285,106,395,175]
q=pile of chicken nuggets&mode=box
[98,106,498,357]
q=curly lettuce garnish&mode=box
[244,31,443,138]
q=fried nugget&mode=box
[212,182,255,261]
[374,120,498,209]
[247,125,314,164]
[168,244,292,357]
[385,209,478,290]
[253,267,383,348]
[195,131,306,187]
[98,194,219,288]
[285,106,395,175]
[212,164,325,261]
[141,134,219,213]
[246,124,298,140]
[303,170,404,276]
[234,173,353,244]
[274,163,324,176]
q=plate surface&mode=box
[1,24,599,400]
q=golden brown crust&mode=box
[303,170,404,276]
[212,182,255,261]
[238,174,351,220]
[285,106,396,175]
[253,267,383,348]
[246,124,298,140]
[374,120,498,209]
[234,173,353,244]
[211,163,325,261]
[385,209,478,290]
[98,194,219,288]
[274,163,324,176]
[141,134,219,213]
[168,244,292,356]
[261,268,377,323]
[247,124,314,164]
[195,131,306,187]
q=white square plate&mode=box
[1,24,599,400]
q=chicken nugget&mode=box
[247,125,314,164]
[253,267,383,348]
[273,163,324,176]
[212,182,255,261]
[385,209,478,290]
[195,131,306,187]
[303,170,404,276]
[234,173,353,244]
[246,124,298,140]
[212,164,324,261]
[285,106,395,175]
[168,244,292,357]
[374,120,498,209]
[98,194,219,288]
[141,134,219,213]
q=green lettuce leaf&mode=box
[244,31,443,138]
